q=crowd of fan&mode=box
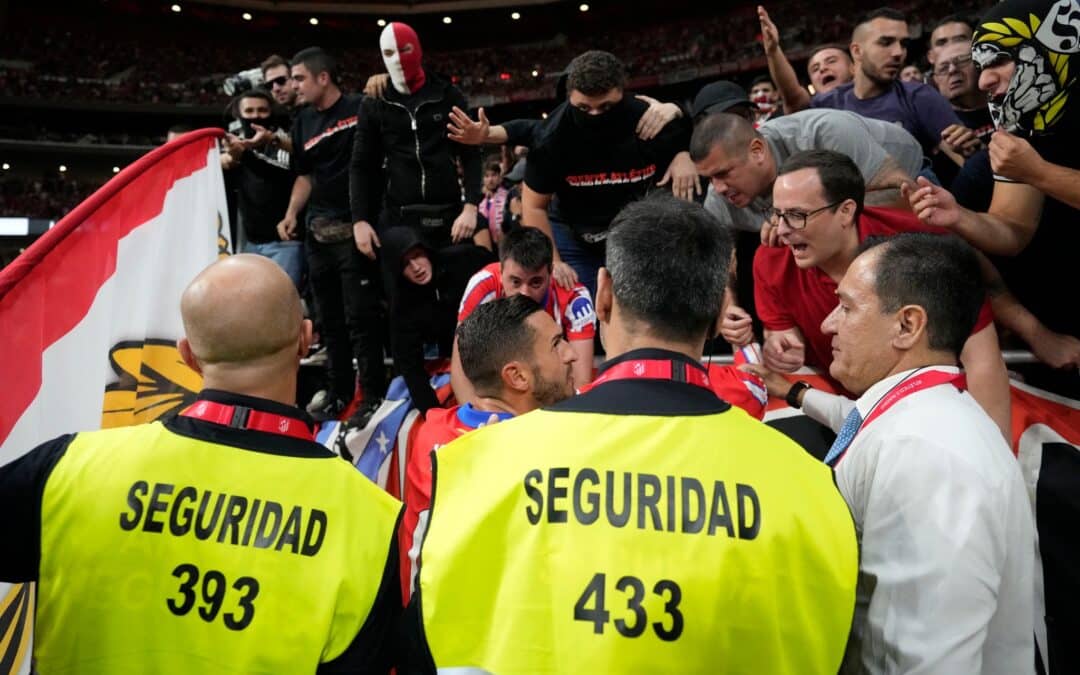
[2,0,989,107]
[0,172,93,219]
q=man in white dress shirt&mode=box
[805,232,1035,674]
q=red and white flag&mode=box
[0,129,229,674]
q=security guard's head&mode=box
[178,254,312,403]
[457,294,577,409]
[598,194,733,356]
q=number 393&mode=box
[167,563,260,631]
[574,572,683,641]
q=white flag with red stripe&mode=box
[0,129,229,675]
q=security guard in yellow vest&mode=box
[0,255,402,674]
[405,196,858,674]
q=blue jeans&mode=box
[550,217,603,302]
[243,240,305,288]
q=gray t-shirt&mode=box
[704,109,924,232]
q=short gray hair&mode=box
[605,194,732,343]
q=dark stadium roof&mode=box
[188,0,558,14]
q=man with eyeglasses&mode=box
[260,55,296,152]
[933,41,994,147]
[750,149,1011,435]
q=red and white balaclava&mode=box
[380,22,426,94]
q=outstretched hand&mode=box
[447,106,490,145]
[901,176,961,229]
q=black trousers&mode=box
[306,235,387,403]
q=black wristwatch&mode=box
[786,381,812,408]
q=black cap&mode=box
[691,80,752,119]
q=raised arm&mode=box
[758,6,812,113]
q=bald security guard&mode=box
[0,254,402,674]
[404,195,858,674]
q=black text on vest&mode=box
[119,481,328,556]
[523,468,761,539]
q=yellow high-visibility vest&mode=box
[34,420,401,674]
[419,405,858,674]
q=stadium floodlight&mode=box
[579,3,589,11]
[443,16,452,24]
[170,4,181,12]
[309,17,319,25]
[377,19,387,26]
[532,69,539,77]
[2,163,9,171]
[242,12,252,20]
[112,166,120,173]
[59,165,67,173]
[512,12,521,20]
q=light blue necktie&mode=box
[824,407,863,466]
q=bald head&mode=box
[181,254,304,366]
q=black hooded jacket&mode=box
[382,226,493,413]
[350,74,482,226]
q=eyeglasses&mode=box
[267,75,290,88]
[933,54,973,77]
[768,201,842,229]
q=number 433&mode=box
[573,572,683,641]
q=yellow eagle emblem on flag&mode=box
[101,339,202,428]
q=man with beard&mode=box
[812,8,965,163]
[397,294,577,603]
[260,54,296,153]
[519,50,692,298]
[452,227,595,404]
[349,22,482,260]
[262,54,297,111]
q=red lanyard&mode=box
[588,359,712,392]
[179,399,315,442]
[859,369,965,436]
